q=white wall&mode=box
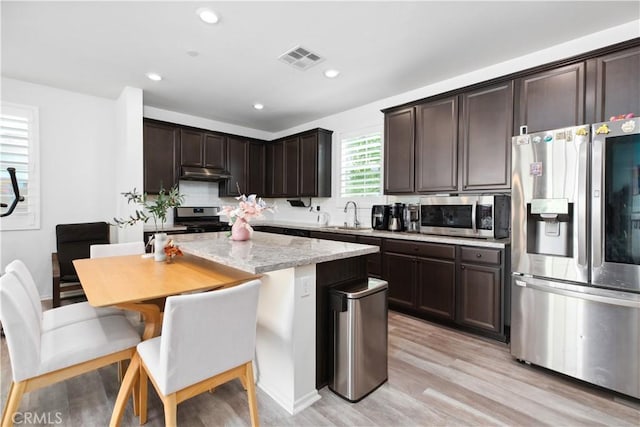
[0,78,120,299]
[115,87,144,242]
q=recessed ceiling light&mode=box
[146,72,162,81]
[197,8,219,24]
[324,69,340,79]
[253,103,264,110]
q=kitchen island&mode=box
[173,232,379,414]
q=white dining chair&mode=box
[4,259,123,332]
[137,279,261,426]
[0,272,141,427]
[89,241,145,258]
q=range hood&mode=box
[180,166,232,181]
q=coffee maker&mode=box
[388,203,405,231]
[371,205,390,230]
[405,203,420,233]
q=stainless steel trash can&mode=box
[329,278,388,402]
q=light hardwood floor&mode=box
[2,311,639,426]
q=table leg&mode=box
[110,353,140,427]
[116,303,162,340]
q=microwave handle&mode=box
[471,201,477,232]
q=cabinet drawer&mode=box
[385,239,455,260]
[460,247,501,265]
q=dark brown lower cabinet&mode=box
[357,236,383,278]
[457,262,501,333]
[416,257,456,320]
[383,252,415,309]
[382,239,507,341]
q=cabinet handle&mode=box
[461,265,466,269]
[476,253,482,258]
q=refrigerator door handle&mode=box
[577,133,589,268]
[591,137,603,268]
[519,280,640,309]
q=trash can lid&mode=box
[330,278,388,299]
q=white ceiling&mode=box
[2,1,639,133]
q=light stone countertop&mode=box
[172,231,379,274]
[253,220,510,249]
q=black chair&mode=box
[52,222,109,307]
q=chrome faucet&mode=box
[343,201,360,228]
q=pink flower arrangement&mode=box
[221,194,274,232]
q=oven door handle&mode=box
[471,201,477,233]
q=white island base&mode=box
[255,264,320,414]
[174,232,379,415]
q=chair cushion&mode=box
[42,302,124,331]
[38,314,140,378]
[0,273,43,382]
[56,222,109,279]
[5,259,44,321]
[137,338,164,392]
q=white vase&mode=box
[153,232,168,262]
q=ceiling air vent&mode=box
[278,46,324,70]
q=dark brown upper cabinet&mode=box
[266,141,285,197]
[247,141,265,196]
[221,136,249,197]
[143,120,180,194]
[180,129,204,166]
[415,97,459,193]
[266,128,332,198]
[514,62,585,134]
[589,45,640,122]
[180,129,227,170]
[460,82,513,191]
[284,137,300,197]
[384,107,415,193]
[222,136,267,197]
[385,85,512,194]
[203,133,227,169]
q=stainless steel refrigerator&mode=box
[511,118,640,399]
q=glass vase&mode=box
[154,232,168,261]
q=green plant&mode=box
[112,185,184,231]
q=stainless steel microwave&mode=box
[419,195,510,239]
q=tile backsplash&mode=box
[179,180,223,206]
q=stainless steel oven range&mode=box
[511,118,640,399]
[174,206,230,233]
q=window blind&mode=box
[1,103,39,229]
[340,132,382,198]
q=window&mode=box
[0,102,40,230]
[340,130,383,199]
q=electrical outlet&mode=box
[301,277,312,297]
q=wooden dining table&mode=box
[73,253,261,426]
